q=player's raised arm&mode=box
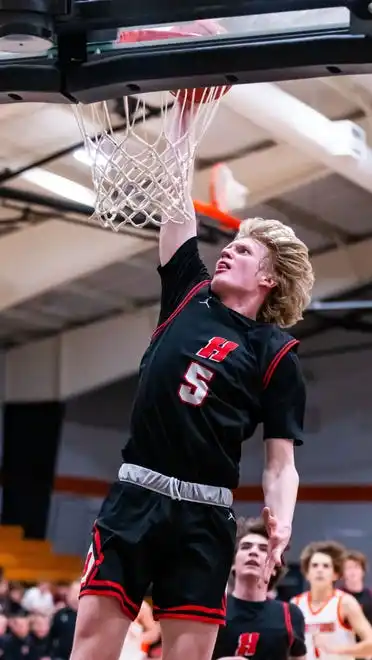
[261,348,305,582]
[155,102,210,329]
[159,102,198,267]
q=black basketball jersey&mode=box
[343,588,372,624]
[122,237,306,488]
[213,595,306,660]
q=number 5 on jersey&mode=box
[178,337,239,407]
[179,362,214,406]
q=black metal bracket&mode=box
[56,0,353,32]
[0,1,372,103]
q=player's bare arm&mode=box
[159,104,197,266]
[136,601,161,646]
[341,593,372,646]
[290,656,306,660]
[262,437,299,581]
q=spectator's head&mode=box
[31,613,50,639]
[0,614,7,634]
[67,580,80,611]
[343,550,367,591]
[300,541,346,588]
[0,570,8,597]
[37,582,51,594]
[8,582,24,604]
[54,582,69,606]
[231,517,286,592]
[8,610,29,639]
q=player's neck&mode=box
[233,577,267,602]
[344,579,364,593]
[310,584,334,604]
[220,290,263,321]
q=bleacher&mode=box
[0,525,82,583]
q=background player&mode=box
[119,600,160,660]
[213,517,306,660]
[342,551,372,627]
[293,541,372,660]
[70,104,314,660]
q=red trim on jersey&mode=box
[283,601,294,649]
[152,279,210,341]
[263,338,300,389]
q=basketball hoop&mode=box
[73,22,231,231]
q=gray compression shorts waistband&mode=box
[118,463,233,508]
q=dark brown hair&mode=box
[344,550,368,574]
[300,541,347,578]
[231,517,287,591]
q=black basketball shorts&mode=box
[79,479,236,625]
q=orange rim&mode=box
[193,200,240,231]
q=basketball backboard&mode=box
[0,1,371,104]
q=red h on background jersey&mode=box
[235,632,260,656]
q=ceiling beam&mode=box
[223,83,372,195]
[0,219,155,313]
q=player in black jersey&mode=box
[331,550,372,659]
[70,109,314,660]
[213,517,306,660]
[343,551,372,626]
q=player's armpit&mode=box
[159,104,198,266]
[341,593,372,642]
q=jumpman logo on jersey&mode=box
[199,297,211,308]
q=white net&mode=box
[73,87,227,231]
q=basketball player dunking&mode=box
[213,517,306,660]
[292,541,372,660]
[69,108,314,660]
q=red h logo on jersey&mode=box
[235,632,260,657]
[196,336,239,363]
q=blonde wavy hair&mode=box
[236,217,314,328]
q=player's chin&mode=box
[211,270,233,293]
[242,566,262,578]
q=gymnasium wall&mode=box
[46,328,372,559]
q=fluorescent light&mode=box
[74,148,92,167]
[22,168,96,207]
[74,147,109,170]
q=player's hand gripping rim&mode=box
[262,506,291,584]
